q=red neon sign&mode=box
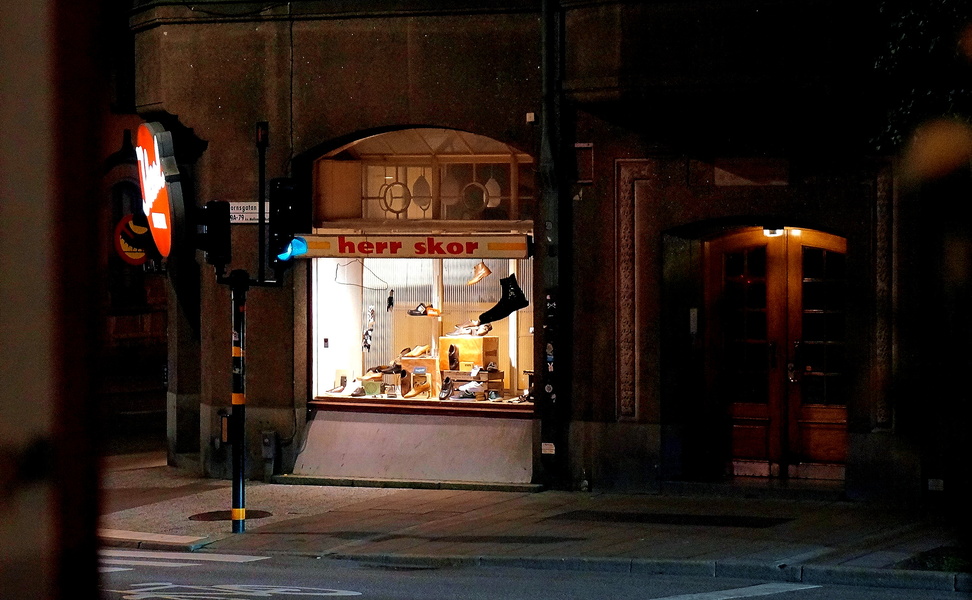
[135,122,181,257]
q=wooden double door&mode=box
[705,227,848,479]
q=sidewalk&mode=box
[98,451,970,593]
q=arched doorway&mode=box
[704,227,848,480]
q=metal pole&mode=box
[256,122,269,283]
[229,269,249,533]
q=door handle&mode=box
[788,341,802,383]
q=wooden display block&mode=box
[438,336,499,371]
[441,369,505,393]
[400,356,440,398]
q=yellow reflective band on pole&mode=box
[232,508,245,521]
[232,393,245,405]
[232,346,243,357]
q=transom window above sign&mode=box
[314,128,536,224]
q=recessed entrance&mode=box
[704,227,848,480]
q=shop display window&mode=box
[309,128,536,411]
[312,256,534,406]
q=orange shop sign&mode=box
[297,234,531,259]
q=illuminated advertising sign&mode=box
[295,234,531,259]
[135,122,183,257]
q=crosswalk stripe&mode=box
[649,583,821,600]
[101,549,269,563]
[101,558,200,568]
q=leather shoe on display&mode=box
[349,385,366,397]
[448,345,459,370]
[467,261,492,285]
[325,376,347,394]
[478,274,529,325]
[438,377,454,400]
[357,369,384,381]
[487,390,502,401]
[405,344,430,357]
[404,380,430,398]
[458,391,476,399]
[407,303,429,316]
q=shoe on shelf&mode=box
[404,381,430,398]
[438,377,454,400]
[487,390,502,401]
[445,322,492,337]
[325,376,347,394]
[349,385,366,397]
[448,345,459,370]
[467,261,492,285]
[459,380,485,393]
[485,362,498,372]
[405,344,430,357]
[458,391,476,399]
[380,364,403,375]
[358,367,386,381]
[407,303,429,316]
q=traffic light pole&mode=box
[202,123,301,534]
[228,269,249,533]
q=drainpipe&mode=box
[537,0,571,489]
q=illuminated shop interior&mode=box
[309,129,535,407]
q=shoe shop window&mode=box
[309,128,535,410]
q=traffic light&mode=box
[196,200,232,269]
[268,177,307,277]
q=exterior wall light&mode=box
[763,227,784,237]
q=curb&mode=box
[98,529,213,552]
[271,474,543,493]
[325,552,970,592]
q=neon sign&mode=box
[135,122,182,257]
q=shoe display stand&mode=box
[437,336,499,372]
[441,369,504,401]
[400,356,440,398]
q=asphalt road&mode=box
[98,549,969,600]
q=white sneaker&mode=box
[459,381,485,393]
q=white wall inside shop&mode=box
[313,258,364,394]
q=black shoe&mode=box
[478,274,529,325]
[448,345,459,370]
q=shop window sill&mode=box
[309,394,535,418]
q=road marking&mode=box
[101,549,270,563]
[102,558,200,568]
[650,583,821,600]
[99,567,132,573]
[102,582,362,597]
